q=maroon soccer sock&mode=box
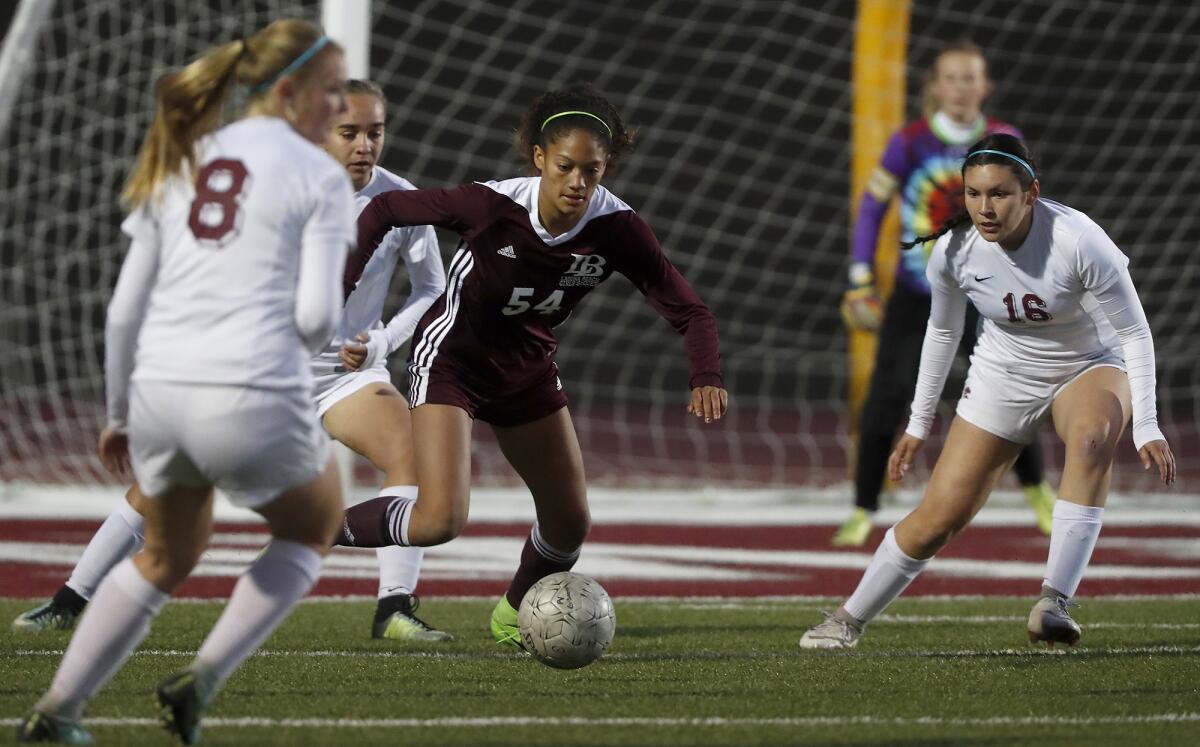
[335,496,415,548]
[504,524,581,609]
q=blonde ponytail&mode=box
[121,39,245,208]
[122,18,337,208]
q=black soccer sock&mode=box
[504,525,580,609]
[336,496,414,547]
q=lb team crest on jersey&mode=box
[560,253,606,287]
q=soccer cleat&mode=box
[1027,588,1081,647]
[831,508,873,547]
[12,587,88,633]
[800,609,865,650]
[1023,482,1056,536]
[371,594,453,642]
[15,711,94,744]
[156,669,214,745]
[489,596,523,649]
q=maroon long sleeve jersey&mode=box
[348,177,722,391]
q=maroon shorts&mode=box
[407,357,568,427]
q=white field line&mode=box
[875,615,1200,629]
[14,644,1200,660]
[3,713,1200,729]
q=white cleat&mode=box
[800,610,864,650]
[1027,590,1081,648]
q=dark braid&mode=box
[514,83,636,175]
[900,211,972,250]
[899,132,1039,251]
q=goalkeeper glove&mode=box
[840,262,882,332]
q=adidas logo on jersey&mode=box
[497,245,516,259]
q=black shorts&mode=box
[407,356,567,427]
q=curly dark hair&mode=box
[900,132,1039,250]
[514,83,636,175]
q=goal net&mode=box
[1,0,1195,492]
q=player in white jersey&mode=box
[19,20,354,745]
[801,133,1175,652]
[12,80,452,645]
[313,79,449,640]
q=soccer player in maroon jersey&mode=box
[336,83,728,646]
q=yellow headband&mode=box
[540,110,612,140]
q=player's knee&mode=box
[415,499,468,545]
[137,544,200,590]
[420,514,466,546]
[1068,421,1119,470]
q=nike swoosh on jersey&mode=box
[974,275,994,282]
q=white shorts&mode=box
[129,380,329,509]
[955,356,1125,444]
[312,364,394,418]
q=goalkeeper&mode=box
[836,40,1054,546]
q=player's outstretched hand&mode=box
[97,426,130,477]
[687,386,728,424]
[1139,439,1176,485]
[888,434,924,482]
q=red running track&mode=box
[2,519,1197,599]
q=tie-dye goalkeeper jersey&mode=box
[855,115,1021,294]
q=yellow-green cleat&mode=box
[371,594,452,642]
[489,596,523,649]
[831,508,873,547]
[1024,482,1056,536]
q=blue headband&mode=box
[250,36,330,95]
[966,149,1036,181]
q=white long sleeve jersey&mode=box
[105,117,355,428]
[310,166,445,381]
[906,198,1163,450]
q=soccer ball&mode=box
[518,572,616,669]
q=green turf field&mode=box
[3,597,1199,746]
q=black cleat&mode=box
[156,669,213,745]
[13,587,88,632]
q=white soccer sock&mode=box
[37,559,169,719]
[65,498,146,599]
[376,486,423,597]
[193,539,321,689]
[842,527,930,624]
[1043,500,1104,598]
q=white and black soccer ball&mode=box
[518,571,616,669]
